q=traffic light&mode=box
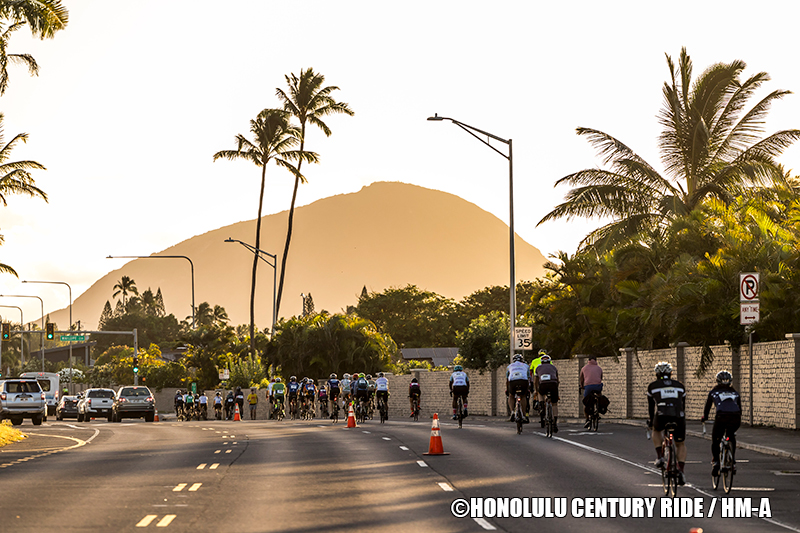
[46,322,55,340]
[2,322,9,340]
[132,355,139,374]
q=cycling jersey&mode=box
[408,382,421,397]
[355,377,369,391]
[341,379,351,393]
[199,395,208,405]
[535,362,559,384]
[287,382,300,396]
[647,377,685,419]
[506,361,530,382]
[703,384,741,417]
[318,388,328,399]
[272,383,286,396]
[327,379,340,391]
[185,394,194,405]
[214,396,222,406]
[450,371,469,388]
[304,382,316,395]
[376,377,389,391]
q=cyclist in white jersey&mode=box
[449,365,470,419]
[375,373,389,420]
[341,373,352,409]
[506,354,531,423]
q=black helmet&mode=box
[716,370,733,385]
[411,377,418,383]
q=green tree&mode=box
[274,68,353,318]
[98,300,113,329]
[214,109,316,355]
[181,323,238,390]
[539,48,800,252]
[0,21,38,95]
[456,311,511,372]
[112,275,138,308]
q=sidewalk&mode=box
[608,418,800,462]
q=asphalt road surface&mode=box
[1,415,799,533]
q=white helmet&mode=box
[655,361,672,378]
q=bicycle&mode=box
[542,392,555,438]
[378,397,388,424]
[411,396,420,422]
[273,398,285,421]
[455,395,464,429]
[289,397,298,420]
[357,398,368,424]
[513,391,525,435]
[586,390,601,432]
[659,421,680,497]
[331,399,339,424]
[705,422,736,493]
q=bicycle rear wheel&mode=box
[457,397,463,429]
[722,444,734,494]
[515,399,523,435]
[591,413,599,432]
[545,402,553,438]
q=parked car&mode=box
[56,395,79,420]
[0,379,46,425]
[77,388,115,422]
[111,386,155,422]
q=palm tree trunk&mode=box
[275,124,306,319]
[251,163,268,356]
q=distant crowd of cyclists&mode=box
[170,348,742,486]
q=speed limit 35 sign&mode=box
[514,327,533,350]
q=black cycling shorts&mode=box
[538,381,559,404]
[653,414,686,442]
[507,379,529,396]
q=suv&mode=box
[1,379,47,425]
[111,386,155,422]
[77,388,116,422]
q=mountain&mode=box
[46,182,549,330]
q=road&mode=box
[1,415,799,533]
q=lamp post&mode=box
[107,255,196,328]
[0,295,45,371]
[0,305,24,367]
[427,113,516,363]
[224,238,277,334]
[23,280,73,386]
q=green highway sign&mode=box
[60,335,86,341]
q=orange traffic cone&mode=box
[346,403,357,428]
[423,413,449,455]
[234,403,241,421]
[153,407,159,422]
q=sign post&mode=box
[740,272,759,426]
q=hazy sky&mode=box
[3,0,800,321]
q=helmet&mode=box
[538,349,549,357]
[378,372,384,378]
[512,354,524,363]
[215,391,221,396]
[411,377,418,383]
[290,376,296,382]
[454,365,463,372]
[366,374,372,380]
[301,377,307,383]
[330,373,337,379]
[716,370,733,385]
[655,361,672,378]
[359,373,365,378]
[540,354,551,364]
[344,373,351,379]
[275,377,281,383]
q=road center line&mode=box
[156,515,176,527]
[172,483,187,492]
[188,483,202,492]
[136,515,157,527]
[196,463,206,470]
[209,463,219,469]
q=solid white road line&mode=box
[136,515,157,527]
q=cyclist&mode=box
[303,378,317,417]
[225,390,235,419]
[213,391,223,418]
[341,373,352,410]
[247,388,258,420]
[198,391,208,418]
[535,354,560,432]
[580,356,603,428]
[271,377,286,417]
[701,370,741,477]
[354,373,370,414]
[408,377,421,417]
[506,354,531,423]
[287,376,300,417]
[184,390,195,417]
[235,386,245,419]
[647,361,687,485]
[318,383,329,416]
[449,365,470,420]
[367,374,377,414]
[267,378,275,419]
[327,373,340,419]
[375,372,389,420]
[174,390,184,418]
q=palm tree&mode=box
[0,21,38,95]
[0,112,46,205]
[539,48,800,252]
[214,108,318,355]
[0,0,68,39]
[274,68,353,317]
[112,275,138,308]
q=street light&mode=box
[428,113,516,363]
[0,295,45,371]
[107,255,196,328]
[224,238,277,334]
[23,280,73,386]
[0,305,24,367]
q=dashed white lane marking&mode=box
[214,450,221,454]
[172,483,187,492]
[196,464,206,470]
[382,437,391,441]
[417,460,428,467]
[136,515,157,527]
[399,446,409,451]
[156,515,176,527]
[362,431,371,434]
[437,482,453,491]
[474,517,496,530]
[209,463,220,470]
[188,483,202,492]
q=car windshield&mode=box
[120,388,150,397]
[5,381,41,393]
[88,390,115,399]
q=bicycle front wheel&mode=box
[722,445,734,494]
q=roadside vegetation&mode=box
[0,419,25,447]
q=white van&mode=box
[20,372,60,416]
